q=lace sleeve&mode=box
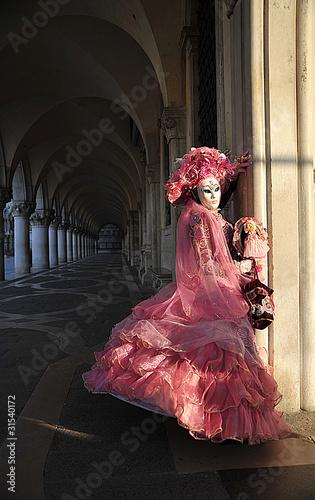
[189,211,229,283]
[189,211,212,268]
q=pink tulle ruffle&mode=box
[83,316,290,445]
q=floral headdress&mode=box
[164,147,250,207]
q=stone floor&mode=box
[0,253,314,500]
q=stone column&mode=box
[161,107,187,278]
[0,189,13,279]
[129,210,139,267]
[81,232,86,258]
[249,0,268,352]
[146,165,161,271]
[30,209,54,269]
[49,216,61,267]
[143,168,152,273]
[72,229,78,260]
[297,0,315,411]
[57,220,69,264]
[125,222,130,261]
[91,236,94,255]
[267,0,300,411]
[67,224,74,262]
[78,229,82,258]
[140,148,147,250]
[129,213,135,266]
[138,149,147,282]
[180,26,199,149]
[84,233,88,257]
[133,211,139,266]
[137,202,142,253]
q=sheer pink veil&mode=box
[133,197,249,325]
[175,198,249,322]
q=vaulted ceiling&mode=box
[0,0,184,231]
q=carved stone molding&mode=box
[143,243,152,257]
[161,107,186,142]
[30,209,54,227]
[49,215,62,229]
[224,0,239,19]
[58,220,70,231]
[179,26,199,56]
[7,200,35,218]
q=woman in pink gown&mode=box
[83,147,290,444]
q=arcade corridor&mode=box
[0,0,315,498]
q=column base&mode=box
[32,264,49,270]
[15,267,30,274]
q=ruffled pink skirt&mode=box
[83,284,290,445]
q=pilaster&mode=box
[180,27,200,148]
[267,0,300,411]
[161,107,187,278]
[145,164,160,271]
[297,0,315,410]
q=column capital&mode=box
[7,200,35,218]
[161,107,186,142]
[139,144,147,168]
[179,26,199,55]
[30,209,54,227]
[59,220,70,230]
[0,188,12,209]
[68,223,75,231]
[50,215,62,229]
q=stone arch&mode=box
[35,181,49,210]
[11,159,33,202]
